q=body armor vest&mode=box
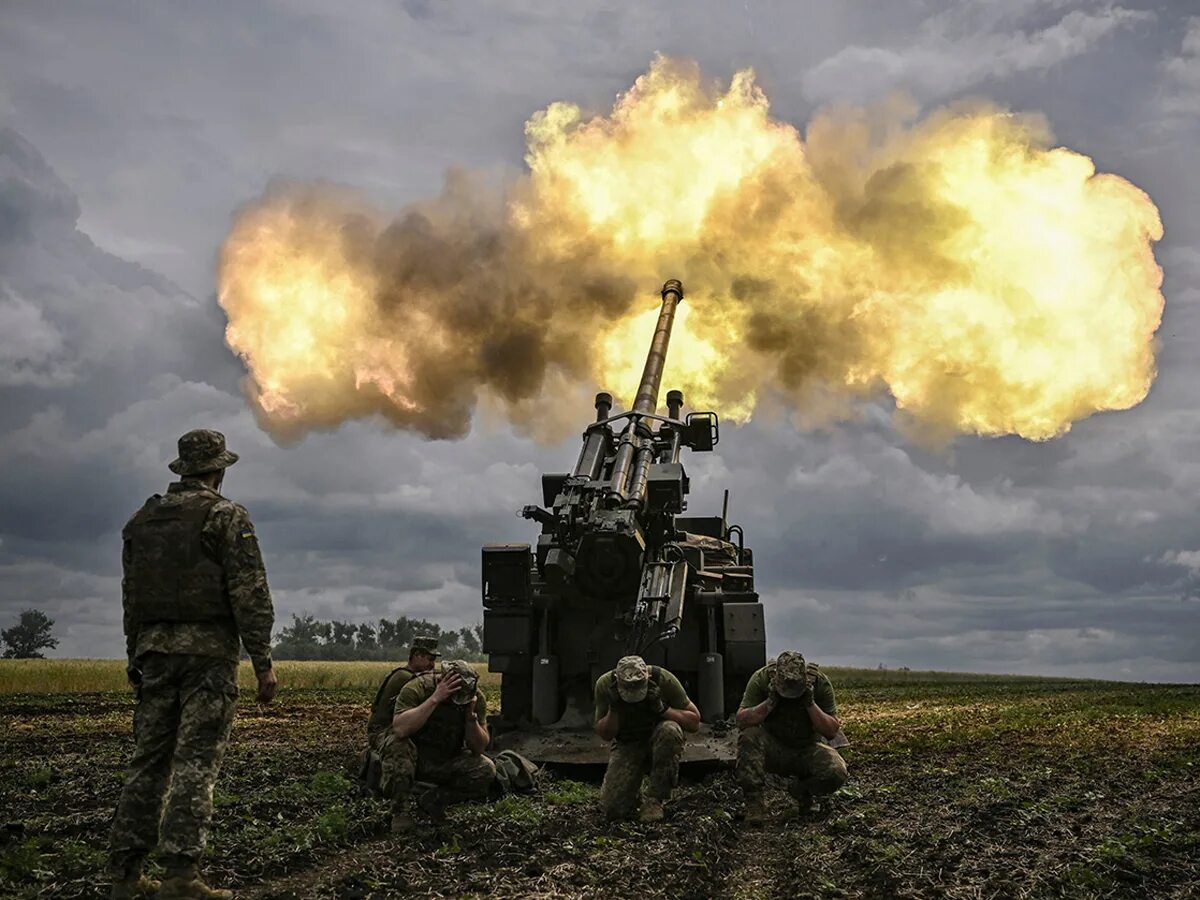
[123,492,232,627]
[763,663,819,746]
[367,665,414,738]
[413,700,470,759]
[614,665,665,744]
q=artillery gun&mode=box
[481,280,766,763]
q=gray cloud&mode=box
[0,2,1197,680]
[802,1,1155,104]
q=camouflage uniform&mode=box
[737,655,848,807]
[594,657,692,820]
[364,637,441,799]
[385,665,495,814]
[108,430,274,881]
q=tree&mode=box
[1,609,59,659]
[273,613,330,660]
[356,623,379,653]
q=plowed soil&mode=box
[2,673,1198,899]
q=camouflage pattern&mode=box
[110,441,274,878]
[771,650,809,698]
[441,658,480,704]
[123,480,274,674]
[385,672,492,812]
[740,662,837,748]
[168,429,239,476]
[594,666,690,744]
[614,654,650,701]
[736,725,848,801]
[599,720,685,820]
[108,654,238,871]
[376,732,496,812]
[411,635,441,657]
[395,671,489,758]
[123,490,230,629]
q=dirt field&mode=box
[2,663,1198,899]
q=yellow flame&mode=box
[219,57,1164,442]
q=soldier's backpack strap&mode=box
[649,665,661,682]
[368,664,412,716]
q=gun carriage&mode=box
[481,280,766,762]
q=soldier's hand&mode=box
[798,683,815,707]
[256,668,278,704]
[766,686,781,711]
[805,662,820,686]
[645,681,667,716]
[432,673,462,704]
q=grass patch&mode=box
[544,779,597,806]
[491,794,544,824]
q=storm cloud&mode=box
[0,0,1197,680]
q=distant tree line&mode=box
[272,613,485,662]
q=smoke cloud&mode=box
[219,58,1164,443]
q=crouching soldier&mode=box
[736,650,847,825]
[363,635,440,800]
[387,659,495,832]
[594,655,701,823]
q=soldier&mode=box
[388,659,496,832]
[364,636,441,819]
[736,650,847,825]
[593,655,701,823]
[108,429,276,900]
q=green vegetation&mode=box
[273,613,485,661]
[0,665,1195,899]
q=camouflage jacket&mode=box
[123,480,275,674]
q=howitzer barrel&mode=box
[609,280,683,500]
[632,280,683,415]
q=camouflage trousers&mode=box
[600,720,685,820]
[376,733,496,813]
[108,653,238,873]
[736,725,848,801]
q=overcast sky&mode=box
[1,0,1198,681]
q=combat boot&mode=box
[415,785,448,824]
[391,811,416,834]
[110,871,161,899]
[639,797,665,823]
[158,864,232,900]
[743,796,768,825]
[787,778,815,815]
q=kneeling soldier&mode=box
[388,659,495,832]
[364,634,440,805]
[594,655,701,822]
[736,650,847,824]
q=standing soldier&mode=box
[388,659,496,832]
[108,429,276,900]
[736,650,847,825]
[363,635,441,826]
[593,655,701,823]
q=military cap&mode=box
[168,429,240,476]
[442,659,479,705]
[410,636,442,658]
[615,655,650,702]
[772,650,809,699]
